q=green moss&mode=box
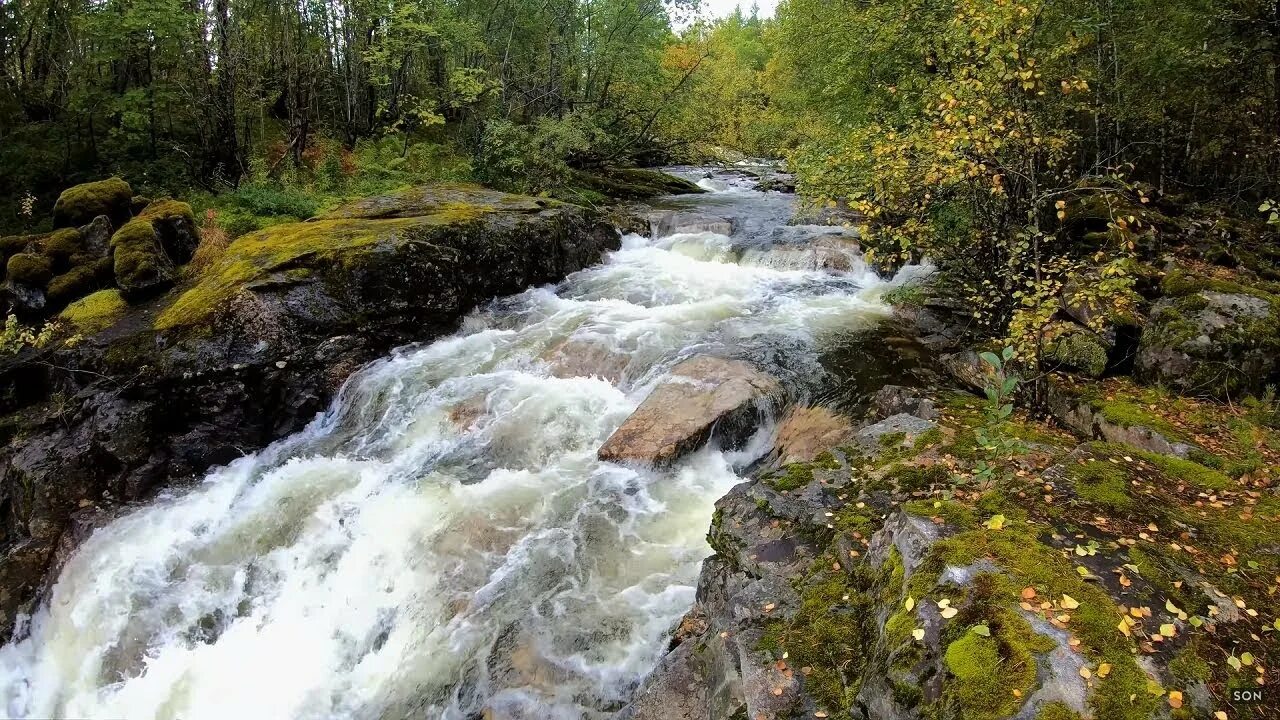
[904,499,974,527]
[140,198,197,224]
[58,289,128,333]
[111,217,171,296]
[944,614,1052,720]
[1093,398,1185,441]
[46,259,111,305]
[759,570,877,712]
[1139,451,1232,491]
[1168,645,1211,685]
[39,228,84,264]
[154,214,473,331]
[814,450,841,470]
[918,526,1157,720]
[768,463,816,492]
[0,234,32,261]
[1047,329,1109,378]
[1065,459,1133,511]
[6,252,53,286]
[52,177,133,228]
[887,463,950,492]
[878,430,908,448]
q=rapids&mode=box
[0,167,916,720]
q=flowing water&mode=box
[0,168,915,720]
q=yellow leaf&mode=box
[940,607,959,619]
[913,628,925,642]
[1097,663,1112,678]
[1061,594,1080,610]
[906,597,915,612]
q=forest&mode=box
[2,2,1280,720]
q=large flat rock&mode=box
[598,356,780,465]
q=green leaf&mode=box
[979,351,1001,369]
[972,624,991,636]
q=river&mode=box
[0,166,912,719]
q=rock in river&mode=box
[598,355,781,466]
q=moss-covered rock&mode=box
[57,288,128,334]
[1136,280,1279,398]
[111,217,175,300]
[46,258,112,306]
[52,177,134,229]
[140,199,200,265]
[1046,325,1109,378]
[6,252,53,286]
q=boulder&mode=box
[1136,289,1279,397]
[740,235,861,272]
[52,177,134,230]
[78,215,114,257]
[853,413,937,452]
[1044,323,1109,378]
[598,356,780,465]
[650,211,735,238]
[568,167,705,200]
[872,385,939,421]
[542,338,630,385]
[140,199,200,265]
[110,217,176,300]
[773,406,855,465]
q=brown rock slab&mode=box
[598,356,780,466]
[773,406,855,465]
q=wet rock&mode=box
[853,413,937,452]
[740,235,861,272]
[617,634,744,720]
[1136,289,1279,398]
[4,281,46,315]
[598,356,780,465]
[651,211,735,238]
[772,406,855,465]
[568,167,705,200]
[872,385,939,422]
[542,338,630,385]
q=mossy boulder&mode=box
[1045,324,1109,378]
[46,258,112,306]
[153,184,619,336]
[6,253,53,287]
[111,217,176,300]
[139,199,200,265]
[1136,277,1279,398]
[52,177,134,230]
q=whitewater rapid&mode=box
[0,173,902,719]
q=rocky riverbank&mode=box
[0,182,621,638]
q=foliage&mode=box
[1,315,58,356]
[971,347,1029,485]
